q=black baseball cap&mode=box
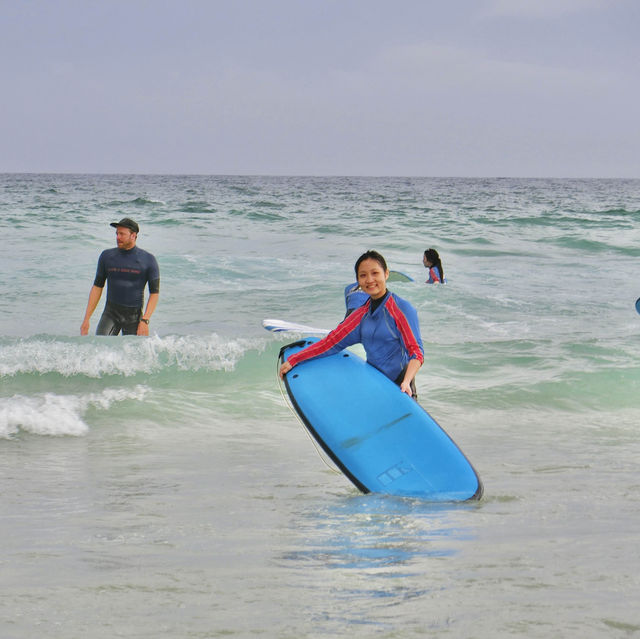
[110,217,139,233]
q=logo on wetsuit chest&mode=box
[107,267,142,274]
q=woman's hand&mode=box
[400,358,422,396]
[279,361,293,378]
[400,379,414,396]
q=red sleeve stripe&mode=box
[385,297,424,364]
[287,302,369,367]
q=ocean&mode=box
[1,174,639,638]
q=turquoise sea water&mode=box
[1,174,639,637]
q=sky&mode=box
[2,0,639,177]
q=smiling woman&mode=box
[356,251,388,300]
[279,250,424,398]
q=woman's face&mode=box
[422,254,432,268]
[357,258,389,300]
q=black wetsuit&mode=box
[93,246,160,335]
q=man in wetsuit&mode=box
[80,218,160,336]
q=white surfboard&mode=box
[263,318,329,335]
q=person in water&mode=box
[423,248,445,284]
[279,250,424,398]
[81,217,160,336]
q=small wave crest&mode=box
[105,196,166,207]
[0,385,148,438]
[0,334,263,378]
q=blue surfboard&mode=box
[279,338,483,501]
[636,297,640,315]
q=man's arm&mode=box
[81,285,104,335]
[137,292,159,336]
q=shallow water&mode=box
[1,174,639,637]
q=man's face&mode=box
[115,227,136,250]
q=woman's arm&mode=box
[400,358,422,396]
[279,304,367,378]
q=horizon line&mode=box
[1,171,638,180]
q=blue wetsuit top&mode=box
[93,246,160,309]
[288,291,424,382]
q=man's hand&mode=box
[137,320,150,336]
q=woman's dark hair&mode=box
[424,248,444,283]
[355,250,388,276]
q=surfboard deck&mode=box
[279,338,483,501]
[635,297,640,315]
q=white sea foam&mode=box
[0,334,263,378]
[0,385,149,438]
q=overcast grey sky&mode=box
[2,0,638,177]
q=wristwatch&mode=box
[140,318,150,325]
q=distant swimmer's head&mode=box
[423,248,439,267]
[111,217,139,250]
[355,251,389,300]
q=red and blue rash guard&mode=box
[287,292,424,382]
[94,246,160,309]
[426,266,443,284]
